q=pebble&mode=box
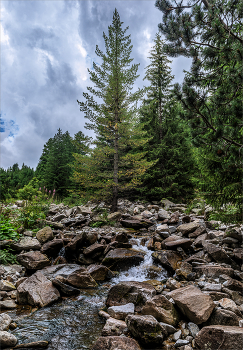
[174,339,190,347]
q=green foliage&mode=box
[156,0,243,211]
[0,248,18,265]
[208,205,242,224]
[17,203,48,229]
[0,215,19,241]
[74,9,152,211]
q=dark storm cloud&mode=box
[1,0,191,170]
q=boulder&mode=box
[141,294,180,326]
[17,271,60,307]
[0,300,17,309]
[175,261,194,280]
[218,298,242,316]
[66,269,97,289]
[102,248,145,271]
[188,225,207,238]
[120,218,153,229]
[205,308,242,326]
[152,250,182,273]
[202,241,239,269]
[106,281,156,311]
[41,264,83,280]
[65,233,85,254]
[102,317,128,336]
[0,331,17,348]
[0,313,12,331]
[87,265,114,281]
[194,325,243,350]
[164,238,192,250]
[83,243,106,256]
[126,314,164,346]
[107,303,135,320]
[11,237,41,251]
[107,212,122,221]
[193,264,234,278]
[36,226,54,244]
[176,222,200,235]
[223,277,243,293]
[17,251,51,270]
[168,285,215,324]
[158,209,170,220]
[233,249,243,262]
[91,336,141,350]
[52,277,80,296]
[40,239,63,257]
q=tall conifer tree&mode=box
[74,9,152,211]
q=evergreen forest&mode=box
[1,3,242,222]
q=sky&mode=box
[0,0,191,170]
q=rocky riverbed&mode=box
[0,199,243,350]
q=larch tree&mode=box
[74,9,152,211]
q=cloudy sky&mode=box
[1,0,191,170]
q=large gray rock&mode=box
[106,281,156,311]
[107,303,135,320]
[102,317,128,336]
[126,314,165,346]
[17,251,51,270]
[102,248,145,271]
[0,313,12,331]
[141,294,180,326]
[41,264,83,280]
[17,271,60,307]
[194,325,243,350]
[177,222,200,235]
[11,237,41,251]
[36,226,54,243]
[92,336,141,350]
[158,209,170,220]
[168,285,215,324]
[0,331,17,348]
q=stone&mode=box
[158,209,170,220]
[156,224,170,238]
[141,294,180,326]
[219,298,242,316]
[0,300,17,309]
[0,313,12,331]
[45,220,64,229]
[106,281,156,311]
[76,206,92,216]
[11,237,41,251]
[36,226,54,244]
[85,231,99,245]
[102,317,128,336]
[224,227,242,242]
[161,199,175,210]
[223,277,243,293]
[107,212,122,221]
[126,314,164,346]
[87,265,114,281]
[173,329,181,341]
[0,331,17,348]
[111,232,128,243]
[168,285,215,324]
[202,242,239,269]
[193,233,208,247]
[99,310,110,319]
[0,280,16,291]
[142,210,153,219]
[152,250,182,273]
[40,239,63,257]
[168,212,180,224]
[107,303,135,320]
[41,264,83,280]
[205,308,242,326]
[52,213,66,222]
[102,248,145,271]
[194,264,234,278]
[176,262,193,280]
[166,277,182,290]
[188,225,206,238]
[203,291,229,301]
[194,325,243,350]
[17,271,60,307]
[175,339,189,347]
[83,243,105,256]
[164,238,192,250]
[91,336,141,350]
[120,218,153,229]
[233,248,243,262]
[13,340,49,348]
[203,282,221,292]
[52,277,80,296]
[159,322,177,335]
[188,322,200,337]
[66,270,97,289]
[17,251,51,270]
[65,233,85,254]
[177,222,200,235]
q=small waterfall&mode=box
[111,237,168,284]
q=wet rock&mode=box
[177,222,200,236]
[168,285,215,324]
[193,264,234,278]
[40,239,63,257]
[87,265,114,281]
[194,325,243,350]
[36,226,54,244]
[0,330,17,348]
[13,340,49,348]
[106,281,156,310]
[126,314,164,346]
[141,294,179,326]
[102,317,128,336]
[0,280,16,291]
[0,300,17,309]
[17,271,60,307]
[205,308,242,326]
[83,242,106,256]
[52,277,80,296]
[41,264,82,280]
[120,218,153,229]
[91,336,141,350]
[111,232,128,243]
[76,206,92,216]
[66,269,97,289]
[65,233,85,254]
[0,313,12,331]
[168,212,180,224]
[152,250,182,273]
[107,303,135,320]
[11,237,41,251]
[158,209,170,220]
[85,231,99,246]
[102,248,145,271]
[17,251,51,270]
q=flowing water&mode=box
[8,236,168,349]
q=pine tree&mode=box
[155,0,243,212]
[74,9,152,211]
[140,34,194,201]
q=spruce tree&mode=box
[140,34,194,201]
[155,0,243,212]
[74,9,152,211]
